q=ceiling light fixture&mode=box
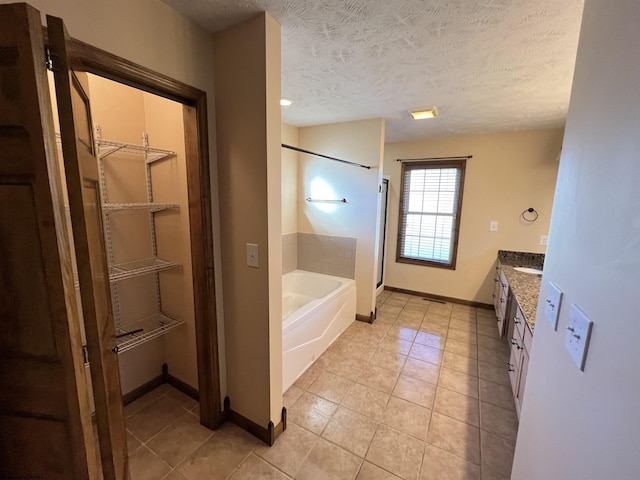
[409,107,438,120]
[280,98,293,106]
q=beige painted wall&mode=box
[512,1,640,478]
[85,75,197,393]
[383,128,563,304]
[282,123,299,235]
[214,13,283,427]
[298,118,385,317]
[6,0,228,400]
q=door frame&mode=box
[44,31,222,428]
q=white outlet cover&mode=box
[545,281,563,330]
[564,304,593,371]
[246,243,259,268]
[490,221,498,232]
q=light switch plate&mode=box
[565,304,593,371]
[490,221,498,232]
[540,235,548,245]
[246,243,259,268]
[545,281,563,330]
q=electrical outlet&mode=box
[565,304,593,371]
[540,235,548,245]
[246,243,259,268]
[490,221,498,232]
[545,282,563,330]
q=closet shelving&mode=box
[96,132,185,354]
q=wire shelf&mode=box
[96,139,175,164]
[109,257,180,282]
[102,202,180,213]
[115,313,185,354]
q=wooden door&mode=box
[48,14,128,480]
[0,4,100,479]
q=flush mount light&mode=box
[280,98,293,106]
[409,107,438,120]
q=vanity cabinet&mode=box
[492,265,509,336]
[508,303,533,417]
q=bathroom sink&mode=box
[513,267,544,275]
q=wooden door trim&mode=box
[44,30,222,428]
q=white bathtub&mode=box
[282,270,356,392]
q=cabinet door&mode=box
[0,4,99,479]
[516,347,530,413]
[48,14,128,480]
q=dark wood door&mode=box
[48,13,129,480]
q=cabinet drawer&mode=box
[513,306,525,341]
[508,349,519,397]
[523,323,533,353]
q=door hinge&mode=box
[82,345,89,365]
[45,47,58,72]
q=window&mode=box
[396,159,466,269]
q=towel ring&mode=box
[521,207,539,223]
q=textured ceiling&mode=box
[162,0,585,142]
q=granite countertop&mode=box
[497,250,545,331]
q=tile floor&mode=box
[125,291,517,480]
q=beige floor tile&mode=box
[127,430,142,456]
[342,383,391,421]
[341,341,378,362]
[476,315,498,327]
[422,313,450,326]
[414,331,446,350]
[420,444,481,480]
[124,386,167,418]
[284,386,305,409]
[481,468,510,480]
[356,461,403,479]
[403,302,430,314]
[165,387,198,410]
[351,328,385,347]
[428,304,453,316]
[366,424,425,480]
[126,396,189,442]
[433,387,480,427]
[450,310,476,322]
[381,396,431,441]
[438,368,479,399]
[378,304,403,316]
[479,402,519,442]
[397,310,425,326]
[477,361,510,387]
[308,371,355,403]
[476,345,510,368]
[392,375,437,409]
[401,357,440,385]
[478,379,516,412]
[322,407,378,457]
[254,423,318,476]
[442,352,478,377]
[427,412,480,465]
[409,343,444,365]
[379,335,413,355]
[147,413,213,467]
[375,311,398,324]
[325,354,368,382]
[419,323,449,338]
[385,324,419,342]
[357,364,400,394]
[476,308,496,319]
[229,454,289,480]
[476,324,500,339]
[314,349,342,370]
[288,391,337,434]
[444,338,478,359]
[294,363,323,390]
[449,319,477,333]
[385,297,409,308]
[162,471,188,480]
[446,328,477,345]
[128,445,171,480]
[296,437,362,480]
[177,423,258,480]
[370,348,408,373]
[189,403,200,420]
[476,335,505,352]
[480,430,515,478]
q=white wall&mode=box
[282,123,299,235]
[512,1,640,478]
[298,119,385,317]
[383,129,562,304]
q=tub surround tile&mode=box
[282,232,298,274]
[296,438,363,480]
[322,406,378,457]
[420,445,481,480]
[297,233,356,280]
[366,424,425,480]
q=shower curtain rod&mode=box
[282,144,371,169]
[396,155,472,162]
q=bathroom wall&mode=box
[282,123,299,273]
[512,1,640,478]
[7,0,228,402]
[214,13,283,428]
[383,128,563,304]
[298,118,385,318]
